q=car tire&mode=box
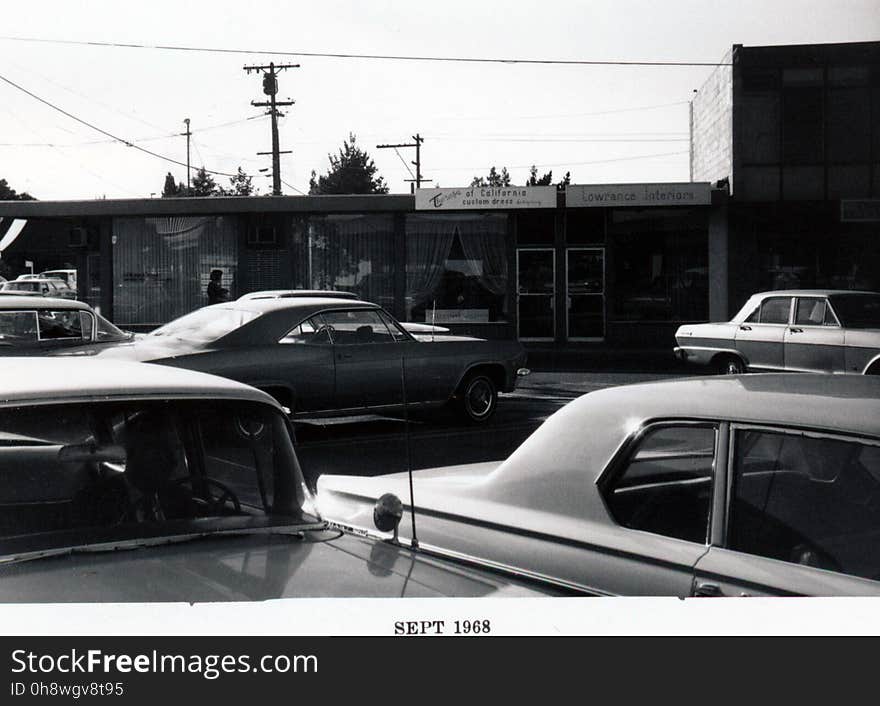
[456,373,498,424]
[716,355,746,375]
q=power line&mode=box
[428,150,689,172]
[439,100,691,121]
[0,70,242,178]
[0,115,268,148]
[0,36,733,67]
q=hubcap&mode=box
[466,379,493,417]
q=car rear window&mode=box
[148,307,260,344]
[0,400,301,545]
[829,293,880,329]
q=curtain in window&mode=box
[113,216,238,325]
[456,218,508,296]
[404,215,456,318]
[306,215,395,310]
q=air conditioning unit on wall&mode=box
[69,227,88,247]
[247,226,278,246]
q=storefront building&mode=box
[691,40,880,313]
[0,182,724,346]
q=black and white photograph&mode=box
[0,1,879,682]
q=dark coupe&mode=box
[61,297,529,423]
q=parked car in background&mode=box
[675,290,880,374]
[319,374,880,596]
[0,296,131,354]
[40,269,77,293]
[239,290,451,336]
[56,296,529,423]
[0,358,555,602]
[1,277,75,299]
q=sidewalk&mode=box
[523,344,687,374]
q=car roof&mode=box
[3,278,65,285]
[0,358,280,409]
[752,289,878,298]
[476,373,880,520]
[219,296,375,315]
[238,289,359,300]
[0,296,90,310]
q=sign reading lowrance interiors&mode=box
[415,186,556,210]
[566,182,712,208]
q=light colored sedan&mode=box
[319,374,880,596]
[674,290,880,374]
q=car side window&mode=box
[759,297,792,324]
[795,298,837,327]
[37,311,86,340]
[279,316,331,345]
[603,425,716,544]
[320,309,395,345]
[729,429,880,581]
[744,305,761,323]
[377,311,409,342]
[0,311,39,345]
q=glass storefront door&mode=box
[517,248,555,340]
[567,248,605,340]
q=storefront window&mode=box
[294,214,395,310]
[609,209,709,322]
[405,213,508,324]
[113,216,239,326]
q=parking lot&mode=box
[295,370,686,486]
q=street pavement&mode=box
[295,370,687,489]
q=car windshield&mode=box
[148,307,259,344]
[95,313,129,342]
[3,282,39,292]
[0,399,316,557]
[829,294,880,329]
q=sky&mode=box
[0,0,878,200]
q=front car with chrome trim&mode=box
[0,358,555,601]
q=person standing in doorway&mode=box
[207,269,229,305]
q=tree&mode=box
[309,133,389,195]
[556,171,571,192]
[190,167,218,197]
[161,172,186,197]
[470,166,510,188]
[526,165,553,186]
[227,167,255,196]
[0,178,35,201]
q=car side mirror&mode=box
[373,493,403,541]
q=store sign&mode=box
[415,186,556,210]
[430,309,490,323]
[841,199,880,222]
[566,183,712,208]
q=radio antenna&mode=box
[400,355,419,549]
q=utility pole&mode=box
[181,118,192,193]
[243,61,298,196]
[377,134,427,193]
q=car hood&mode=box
[0,529,549,602]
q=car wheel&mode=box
[457,373,498,424]
[716,355,745,375]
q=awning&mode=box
[0,218,28,254]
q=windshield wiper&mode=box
[0,520,328,567]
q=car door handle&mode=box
[337,352,353,360]
[789,327,803,333]
[693,581,725,597]
[739,325,751,331]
